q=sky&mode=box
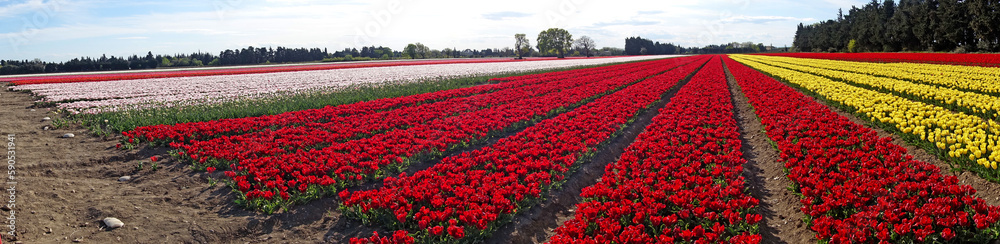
[0,0,868,62]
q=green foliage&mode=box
[794,0,992,53]
[537,28,573,58]
[848,39,857,53]
[321,56,376,62]
[970,0,1000,51]
[403,43,429,59]
[624,36,683,55]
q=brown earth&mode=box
[0,61,701,244]
[722,62,816,243]
[0,87,389,244]
[6,55,1000,244]
[721,58,1000,244]
[488,60,704,244]
[0,59,710,244]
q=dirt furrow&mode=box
[1,87,373,243]
[487,60,707,243]
[722,62,816,243]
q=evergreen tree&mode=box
[970,0,1000,51]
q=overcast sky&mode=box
[0,0,867,62]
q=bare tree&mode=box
[514,34,531,59]
[574,36,596,57]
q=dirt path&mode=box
[488,60,704,244]
[722,63,816,243]
[722,58,1000,243]
[8,54,1000,244]
[1,87,384,243]
[1,60,706,244]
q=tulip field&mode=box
[0,58,567,85]
[9,56,665,113]
[730,54,1000,182]
[11,52,1000,243]
[550,56,761,243]
[726,56,1000,243]
[129,56,705,212]
[341,56,711,243]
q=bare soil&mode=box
[488,61,703,243]
[722,63,816,243]
[6,55,1000,244]
[721,60,1000,244]
[1,88,381,244]
[0,62,701,244]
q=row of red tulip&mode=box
[123,65,567,144]
[756,52,1000,67]
[341,56,711,243]
[724,56,1000,243]
[163,60,671,163]
[350,230,416,244]
[125,57,699,212]
[211,57,698,212]
[124,58,658,144]
[549,57,762,244]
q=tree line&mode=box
[2,30,782,75]
[511,29,770,59]
[625,37,684,55]
[0,46,335,75]
[512,28,600,59]
[0,45,524,75]
[793,0,1000,53]
[624,36,776,54]
[0,42,595,75]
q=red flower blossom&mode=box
[343,56,714,241]
[724,55,1000,243]
[553,56,761,243]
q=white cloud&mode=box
[482,11,532,21]
[720,15,816,24]
[821,0,868,9]
[1,0,845,61]
[0,0,45,19]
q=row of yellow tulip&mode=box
[743,54,1000,95]
[730,54,1000,172]
[737,55,1000,120]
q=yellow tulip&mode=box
[731,55,1000,167]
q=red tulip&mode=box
[723,55,1000,243]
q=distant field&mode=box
[8,55,673,113]
[0,57,601,85]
